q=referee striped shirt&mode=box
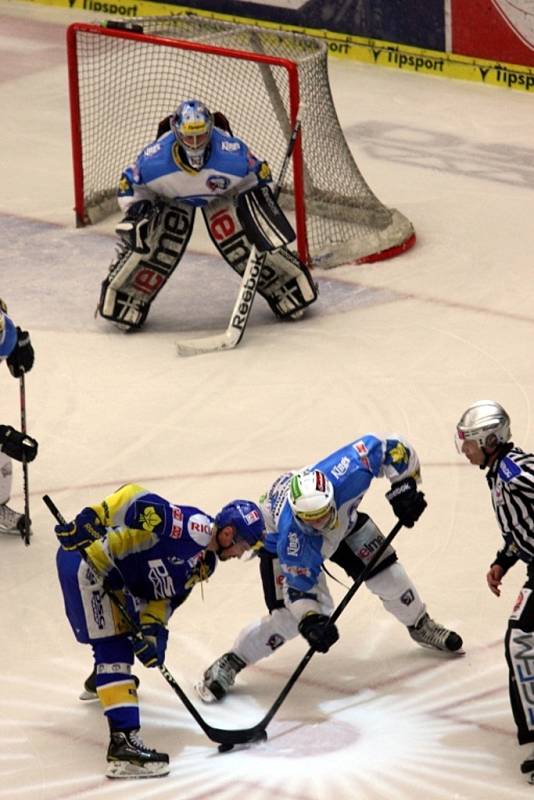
[487,444,534,566]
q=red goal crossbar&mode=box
[66,23,309,265]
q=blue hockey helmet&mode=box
[215,500,265,548]
[171,99,213,170]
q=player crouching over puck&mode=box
[54,484,265,778]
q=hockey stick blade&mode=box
[176,247,265,356]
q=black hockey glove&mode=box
[55,507,106,551]
[386,477,427,528]
[115,199,157,254]
[133,623,168,668]
[298,613,339,653]
[0,425,38,462]
[6,328,34,377]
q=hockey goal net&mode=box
[67,15,415,268]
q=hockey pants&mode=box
[505,564,534,744]
[232,513,426,665]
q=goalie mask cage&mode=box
[67,16,415,268]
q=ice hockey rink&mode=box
[1,1,534,797]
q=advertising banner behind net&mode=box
[451,0,534,67]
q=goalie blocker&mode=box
[97,188,317,330]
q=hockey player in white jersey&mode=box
[0,299,38,536]
[98,99,317,330]
[196,434,464,703]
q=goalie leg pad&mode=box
[203,199,318,320]
[98,202,195,329]
[236,184,296,253]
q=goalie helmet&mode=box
[171,99,213,170]
[288,470,338,532]
[455,400,511,452]
[215,500,265,548]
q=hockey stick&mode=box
[176,119,302,357]
[44,493,402,748]
[19,372,31,546]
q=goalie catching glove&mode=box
[298,613,339,653]
[115,200,158,255]
[386,477,427,528]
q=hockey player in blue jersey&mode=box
[55,483,265,779]
[98,99,317,330]
[0,299,37,535]
[195,434,464,703]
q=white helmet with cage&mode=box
[171,99,214,170]
[288,469,338,531]
[455,400,511,452]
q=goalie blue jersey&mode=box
[262,434,421,595]
[118,127,271,211]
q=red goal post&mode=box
[66,17,415,269]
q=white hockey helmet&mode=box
[171,99,213,170]
[455,400,511,453]
[288,470,337,531]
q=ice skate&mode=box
[0,503,26,536]
[80,668,140,701]
[106,729,169,779]
[408,612,464,654]
[195,652,246,703]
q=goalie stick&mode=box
[176,119,302,357]
[44,492,401,749]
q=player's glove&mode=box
[133,623,168,668]
[0,425,38,462]
[115,199,157,254]
[298,613,339,653]
[386,477,427,528]
[7,328,34,377]
[55,507,106,551]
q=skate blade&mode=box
[106,760,169,779]
[79,688,98,701]
[194,680,218,704]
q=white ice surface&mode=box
[1,2,534,798]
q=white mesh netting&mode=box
[70,15,414,267]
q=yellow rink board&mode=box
[24,0,534,94]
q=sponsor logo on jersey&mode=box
[353,440,371,470]
[170,506,184,539]
[499,457,522,482]
[147,559,176,598]
[143,142,161,157]
[207,175,231,192]
[282,563,311,577]
[188,514,212,544]
[287,531,300,556]
[357,534,385,562]
[331,455,351,479]
[221,140,240,152]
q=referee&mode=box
[456,400,534,783]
